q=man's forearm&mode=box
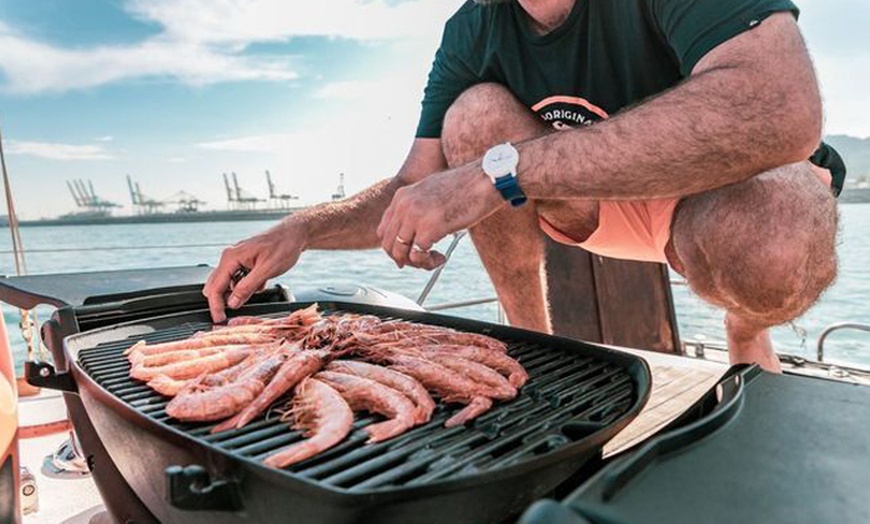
[286,178,401,250]
[516,14,821,201]
[285,138,448,251]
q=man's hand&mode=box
[377,162,504,268]
[203,220,307,323]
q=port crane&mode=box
[66,179,121,215]
[166,191,206,213]
[265,170,299,209]
[126,175,165,215]
[225,172,265,210]
[127,175,206,214]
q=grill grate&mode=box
[77,309,637,492]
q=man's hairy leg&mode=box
[668,162,838,372]
[440,83,555,332]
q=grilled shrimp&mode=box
[325,360,435,423]
[211,346,329,432]
[146,349,266,397]
[147,375,190,397]
[166,348,288,422]
[125,334,276,360]
[134,347,224,367]
[226,316,267,326]
[446,397,493,428]
[130,346,254,381]
[424,354,516,400]
[364,350,501,426]
[360,321,507,352]
[223,304,322,328]
[416,345,528,388]
[262,378,353,469]
[316,371,417,443]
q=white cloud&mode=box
[126,0,458,45]
[95,136,115,142]
[198,133,295,153]
[0,25,297,94]
[6,140,113,160]
[0,0,460,95]
[314,80,385,100]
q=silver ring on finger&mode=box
[231,265,251,284]
[412,244,427,253]
[395,235,410,245]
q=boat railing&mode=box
[0,242,231,255]
[416,231,468,306]
[416,236,869,370]
[817,322,870,362]
[3,233,868,370]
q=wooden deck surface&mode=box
[604,347,727,457]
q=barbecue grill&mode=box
[0,266,651,524]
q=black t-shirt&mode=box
[416,0,798,139]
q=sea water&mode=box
[2,204,869,371]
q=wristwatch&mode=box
[482,142,527,207]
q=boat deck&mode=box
[19,348,728,523]
[18,391,106,524]
[604,347,726,456]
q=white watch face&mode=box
[483,142,519,180]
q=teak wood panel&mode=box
[545,239,681,354]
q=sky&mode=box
[0,0,867,219]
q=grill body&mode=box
[64,302,650,524]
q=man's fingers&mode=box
[408,246,446,270]
[380,216,403,263]
[208,253,241,294]
[377,204,394,240]
[203,250,245,322]
[227,267,269,310]
[427,250,447,269]
[206,291,228,324]
[390,225,416,267]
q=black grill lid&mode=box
[0,265,214,309]
[521,365,870,524]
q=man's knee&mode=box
[441,83,543,167]
[722,231,837,324]
[679,162,838,324]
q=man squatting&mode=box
[204,0,847,373]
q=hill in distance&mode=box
[825,134,870,180]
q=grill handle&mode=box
[166,465,243,512]
[24,361,77,393]
[518,500,593,524]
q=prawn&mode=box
[261,378,353,469]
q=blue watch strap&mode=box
[494,174,527,207]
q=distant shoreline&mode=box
[837,187,870,205]
[3,208,302,228]
[2,188,869,228]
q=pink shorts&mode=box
[539,199,680,264]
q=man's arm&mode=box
[299,139,447,250]
[517,12,821,200]
[377,13,823,265]
[202,138,447,322]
